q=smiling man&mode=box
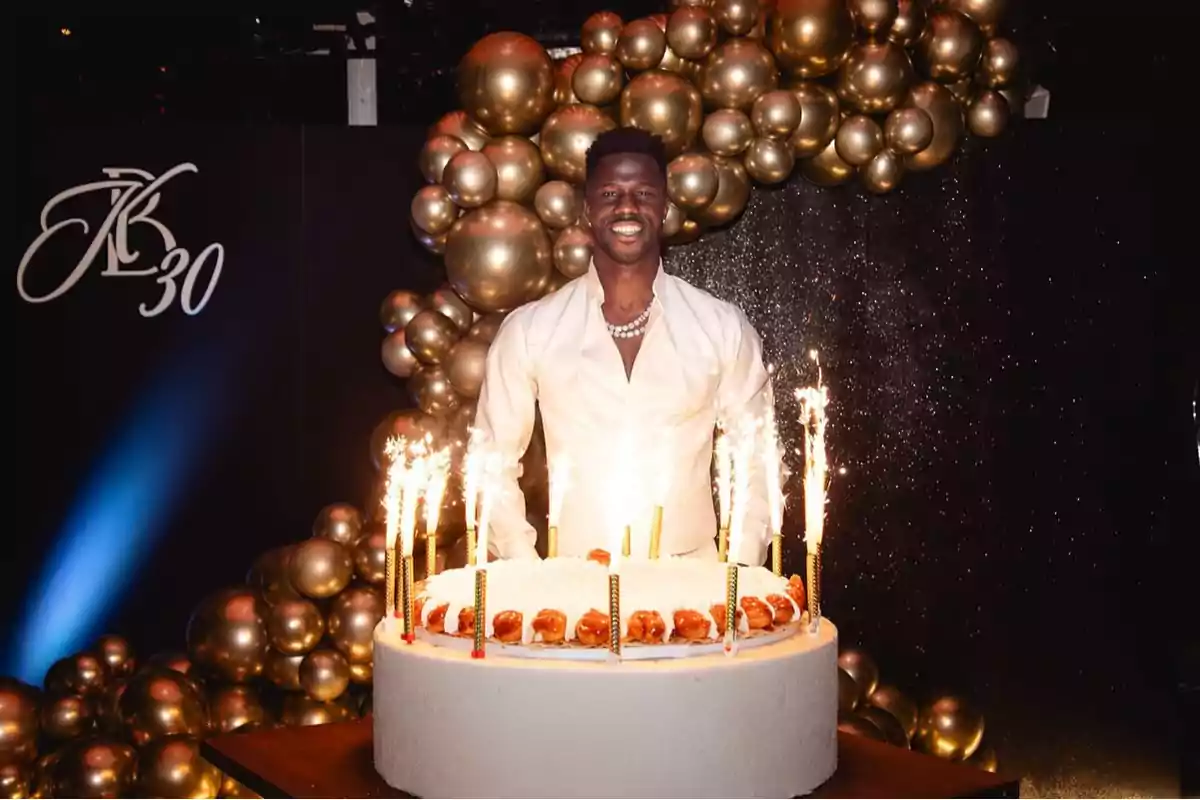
[472,127,776,565]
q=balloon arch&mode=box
[0,0,1014,795]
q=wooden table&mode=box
[202,716,1018,799]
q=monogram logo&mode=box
[17,164,225,317]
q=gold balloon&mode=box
[349,661,373,686]
[838,712,888,741]
[534,180,583,229]
[264,652,303,691]
[145,651,195,678]
[50,738,137,799]
[119,667,207,746]
[466,312,507,345]
[40,694,93,740]
[667,152,720,210]
[97,679,126,731]
[903,81,963,170]
[220,774,261,799]
[916,695,985,760]
[445,338,490,399]
[967,745,999,773]
[800,137,854,185]
[327,585,385,664]
[581,11,624,56]
[667,7,718,59]
[247,547,301,607]
[693,156,751,227]
[713,0,759,36]
[206,684,267,734]
[744,137,795,183]
[449,400,479,438]
[311,502,361,546]
[410,365,462,416]
[859,705,909,747]
[966,90,1009,136]
[0,763,30,799]
[553,53,584,105]
[382,330,419,379]
[769,0,854,78]
[445,200,554,312]
[405,308,461,365]
[572,54,625,106]
[457,31,555,136]
[619,70,703,158]
[837,668,859,713]
[543,271,571,295]
[352,524,387,584]
[837,649,881,703]
[883,106,934,153]
[848,0,898,36]
[702,110,753,157]
[552,225,593,278]
[917,11,983,83]
[0,678,40,764]
[442,150,498,209]
[539,104,617,183]
[429,110,489,151]
[299,649,350,702]
[289,539,354,600]
[379,289,423,333]
[943,0,1006,32]
[649,12,670,30]
[426,286,474,333]
[663,201,687,237]
[266,598,325,655]
[92,635,136,680]
[700,38,779,111]
[788,81,840,156]
[655,45,695,79]
[187,589,269,683]
[482,136,544,203]
[279,693,353,727]
[616,19,668,71]
[411,184,459,237]
[861,148,904,193]
[138,735,223,799]
[978,37,1018,88]
[888,0,925,45]
[45,653,108,697]
[369,409,444,469]
[836,40,914,114]
[418,134,468,184]
[869,684,919,740]
[835,114,884,166]
[750,89,802,139]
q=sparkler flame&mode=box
[423,446,452,541]
[796,351,830,549]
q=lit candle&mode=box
[724,421,754,655]
[463,435,483,566]
[399,443,428,643]
[424,446,451,578]
[607,447,628,658]
[648,443,671,559]
[547,455,570,558]
[472,454,496,659]
[714,425,733,561]
[763,406,787,576]
[382,436,407,621]
[796,350,830,634]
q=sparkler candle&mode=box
[714,425,732,561]
[463,439,482,566]
[382,436,407,619]
[763,407,787,576]
[424,447,451,578]
[398,445,428,642]
[472,455,496,658]
[547,456,569,558]
[723,421,754,655]
[796,351,830,634]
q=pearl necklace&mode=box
[606,300,653,340]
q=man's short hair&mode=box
[584,127,669,184]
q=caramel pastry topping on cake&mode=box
[414,556,806,647]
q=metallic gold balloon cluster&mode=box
[834,646,998,772]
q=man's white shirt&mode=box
[473,261,775,565]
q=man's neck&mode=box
[594,256,658,315]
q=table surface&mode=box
[202,716,1019,799]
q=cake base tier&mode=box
[373,618,838,799]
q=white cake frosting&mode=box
[418,556,802,644]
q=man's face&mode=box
[584,153,667,266]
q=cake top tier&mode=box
[417,554,806,646]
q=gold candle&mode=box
[385,547,397,618]
[608,573,621,656]
[472,568,487,658]
[547,525,558,559]
[806,544,821,632]
[772,533,783,577]
[423,447,450,578]
[648,507,663,559]
[401,554,415,643]
[425,535,437,580]
[723,563,739,655]
[718,526,729,562]
[466,526,477,566]
[621,525,631,558]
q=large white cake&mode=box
[373,554,838,798]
